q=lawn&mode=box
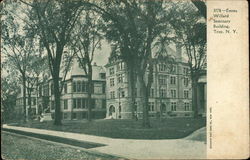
[1,132,116,160]
[11,117,206,139]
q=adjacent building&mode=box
[16,84,37,118]
[46,57,106,120]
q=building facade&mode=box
[105,48,193,119]
[16,84,38,118]
[46,58,107,120]
[16,49,206,120]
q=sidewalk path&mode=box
[3,125,206,159]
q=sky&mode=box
[93,40,111,67]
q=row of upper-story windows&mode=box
[159,64,177,73]
[51,99,106,110]
[171,102,190,111]
[72,81,89,93]
[109,62,126,75]
[158,64,189,75]
[47,81,105,95]
[109,91,126,99]
[109,74,125,87]
[109,74,186,88]
[158,75,177,85]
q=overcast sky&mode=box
[93,40,111,67]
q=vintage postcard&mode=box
[1,0,249,159]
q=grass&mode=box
[1,132,116,160]
[11,117,206,139]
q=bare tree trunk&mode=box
[192,76,199,118]
[128,63,136,119]
[87,64,93,121]
[53,67,62,125]
[28,87,32,120]
[22,73,27,123]
[138,73,150,128]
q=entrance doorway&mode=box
[109,105,116,119]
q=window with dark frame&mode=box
[171,102,177,111]
[64,99,68,110]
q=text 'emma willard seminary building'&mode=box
[105,45,206,119]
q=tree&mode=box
[1,69,20,123]
[26,55,48,119]
[169,2,207,118]
[21,0,85,125]
[69,10,103,121]
[1,1,37,122]
[191,0,206,18]
[87,0,173,127]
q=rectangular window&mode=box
[77,98,81,109]
[73,81,77,92]
[102,83,106,93]
[184,90,189,98]
[121,91,125,97]
[171,89,176,98]
[159,64,166,72]
[64,83,67,93]
[171,102,177,111]
[160,89,167,98]
[81,98,86,108]
[159,75,167,85]
[184,77,189,86]
[149,102,155,111]
[77,81,81,92]
[117,62,125,71]
[183,67,189,75]
[109,67,114,75]
[110,78,115,87]
[110,91,115,99]
[73,99,77,109]
[117,74,123,83]
[172,65,177,73]
[64,99,68,110]
[82,81,87,92]
[184,102,190,111]
[170,76,176,85]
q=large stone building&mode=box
[105,46,193,119]
[16,48,206,120]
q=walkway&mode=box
[3,125,206,159]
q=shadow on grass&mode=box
[9,117,206,139]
